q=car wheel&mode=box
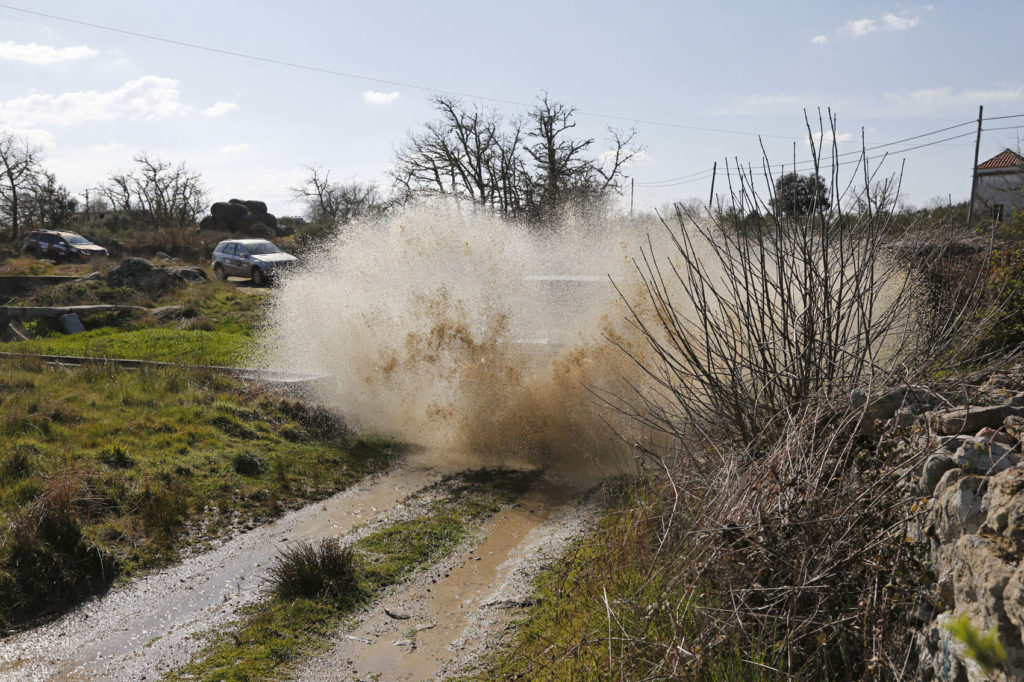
[251,266,266,287]
[213,263,227,281]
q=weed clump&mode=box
[269,538,357,602]
[0,484,118,627]
[99,444,135,468]
[232,451,266,476]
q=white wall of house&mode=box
[974,169,1024,222]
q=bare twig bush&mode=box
[611,114,996,456]
[594,113,1010,679]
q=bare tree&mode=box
[0,132,42,240]
[526,94,638,220]
[391,96,527,215]
[96,153,205,230]
[392,94,641,223]
[292,166,390,230]
[22,171,77,233]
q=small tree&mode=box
[392,94,641,224]
[22,172,77,232]
[97,153,205,230]
[291,167,390,230]
[770,172,829,217]
[0,132,42,240]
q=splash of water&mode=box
[255,202,653,476]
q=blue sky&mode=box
[1,0,1022,216]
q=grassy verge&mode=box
[0,359,397,629]
[166,469,536,682]
[3,278,263,365]
[472,485,781,682]
[3,327,252,366]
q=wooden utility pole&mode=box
[708,161,717,209]
[967,105,984,229]
[630,177,634,216]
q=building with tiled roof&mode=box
[974,149,1024,222]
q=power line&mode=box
[636,119,976,187]
[983,113,1024,122]
[637,130,981,188]
[0,2,796,140]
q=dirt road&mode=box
[0,457,597,681]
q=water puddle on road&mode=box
[0,462,442,682]
[294,480,588,681]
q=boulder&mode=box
[57,313,85,334]
[107,257,184,295]
[936,403,1024,436]
[980,466,1024,553]
[174,267,209,282]
[954,439,1020,475]
[920,451,957,497]
[948,535,1023,679]
[1006,563,1024,651]
[931,469,989,542]
[231,198,267,215]
[851,386,933,437]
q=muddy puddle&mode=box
[0,463,442,681]
[291,480,599,681]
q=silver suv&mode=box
[211,239,296,286]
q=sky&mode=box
[1,0,1022,217]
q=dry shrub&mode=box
[0,470,117,628]
[598,115,1005,678]
[269,537,357,602]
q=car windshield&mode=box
[245,242,282,255]
[65,236,90,245]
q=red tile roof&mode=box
[977,149,1024,170]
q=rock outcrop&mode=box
[863,378,1024,681]
[199,199,294,238]
[106,257,186,296]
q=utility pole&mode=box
[708,161,717,209]
[630,177,634,216]
[967,105,984,229]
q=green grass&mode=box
[166,469,535,682]
[3,327,252,366]
[0,360,398,628]
[470,490,782,682]
[3,277,265,366]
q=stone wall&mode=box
[866,376,1024,680]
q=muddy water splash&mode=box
[256,203,651,477]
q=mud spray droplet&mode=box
[256,202,671,480]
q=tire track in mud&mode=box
[0,464,442,681]
[288,480,601,681]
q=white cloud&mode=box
[0,76,189,128]
[600,149,651,167]
[841,12,919,37]
[4,126,57,149]
[202,101,238,117]
[363,90,400,105]
[811,34,828,45]
[0,41,97,65]
[811,131,853,146]
[881,13,920,30]
[879,85,1024,115]
[218,142,249,154]
[843,18,878,37]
